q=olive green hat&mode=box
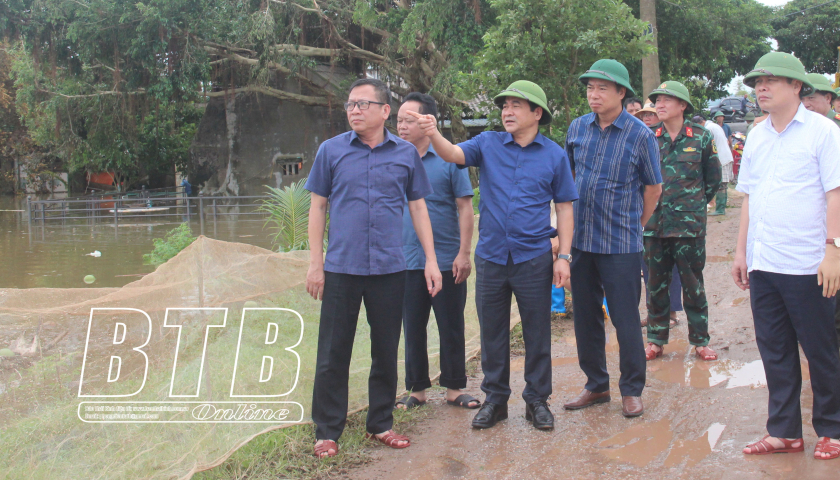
[804,73,837,100]
[494,80,552,125]
[712,110,725,119]
[743,52,814,97]
[744,111,755,122]
[578,59,636,97]
[648,80,695,114]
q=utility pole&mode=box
[640,0,661,101]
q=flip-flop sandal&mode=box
[645,342,664,361]
[395,395,426,409]
[669,317,678,328]
[814,437,840,460]
[446,393,481,409]
[314,439,339,458]
[695,346,718,361]
[365,430,410,449]
[743,435,803,455]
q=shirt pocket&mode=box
[380,163,410,199]
[670,152,704,210]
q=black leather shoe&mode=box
[525,400,555,430]
[471,402,508,429]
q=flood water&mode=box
[0,195,276,289]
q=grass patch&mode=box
[193,405,429,479]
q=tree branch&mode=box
[206,85,330,106]
[39,89,146,99]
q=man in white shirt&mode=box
[733,52,840,460]
[701,115,735,216]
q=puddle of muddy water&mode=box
[599,420,727,468]
[645,338,769,389]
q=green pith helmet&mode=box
[647,80,695,114]
[804,73,837,100]
[494,80,552,125]
[578,59,636,96]
[745,111,755,122]
[743,52,814,97]
[712,110,725,120]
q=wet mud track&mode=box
[346,194,837,480]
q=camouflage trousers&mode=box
[644,236,710,347]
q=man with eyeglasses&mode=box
[563,59,662,418]
[408,80,578,431]
[305,78,442,458]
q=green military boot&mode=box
[708,188,726,216]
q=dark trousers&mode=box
[474,251,553,405]
[570,248,646,396]
[645,237,710,347]
[403,269,468,391]
[750,270,840,439]
[311,271,406,441]
[641,260,683,312]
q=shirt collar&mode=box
[590,109,631,130]
[348,128,398,148]
[501,131,547,147]
[762,103,808,134]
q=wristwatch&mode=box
[557,253,572,263]
[828,238,840,248]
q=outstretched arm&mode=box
[406,110,466,165]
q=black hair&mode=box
[403,92,439,118]
[624,97,643,109]
[348,78,391,104]
[691,115,705,124]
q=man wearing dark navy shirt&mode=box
[305,79,442,458]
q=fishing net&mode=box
[0,236,486,479]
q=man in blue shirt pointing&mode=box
[409,80,578,431]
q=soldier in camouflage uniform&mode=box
[802,73,840,129]
[644,81,722,361]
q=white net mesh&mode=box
[0,236,484,479]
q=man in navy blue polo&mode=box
[304,78,442,458]
[409,80,578,431]
[562,59,662,418]
[395,93,479,411]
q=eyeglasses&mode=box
[343,100,387,111]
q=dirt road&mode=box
[346,193,837,480]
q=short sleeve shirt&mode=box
[736,104,840,275]
[458,131,578,265]
[402,145,474,271]
[304,129,433,275]
[565,110,662,254]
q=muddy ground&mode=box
[344,192,838,480]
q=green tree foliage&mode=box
[0,0,493,188]
[772,0,840,74]
[470,0,653,140]
[624,0,773,103]
[1,0,210,189]
[142,222,197,266]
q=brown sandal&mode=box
[365,430,410,449]
[814,437,840,460]
[743,435,803,455]
[695,346,718,361]
[645,343,663,361]
[314,439,338,458]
